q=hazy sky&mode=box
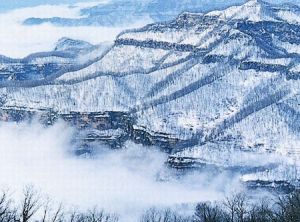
[0,0,92,12]
[0,0,299,12]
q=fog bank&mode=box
[0,121,241,221]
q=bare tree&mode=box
[87,208,119,222]
[0,190,17,222]
[69,210,78,222]
[275,191,300,222]
[247,199,274,222]
[41,198,64,222]
[141,208,191,222]
[234,193,248,222]
[224,193,248,222]
[0,191,11,221]
[194,202,226,222]
[18,186,41,222]
[68,207,119,222]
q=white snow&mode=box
[207,0,277,22]
[0,0,299,170]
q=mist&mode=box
[0,2,151,58]
[0,121,244,221]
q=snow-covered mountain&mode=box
[1,0,300,189]
[0,38,111,81]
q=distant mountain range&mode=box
[23,0,245,26]
[0,38,110,81]
[1,0,300,190]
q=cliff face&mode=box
[1,0,300,190]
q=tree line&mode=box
[1,186,300,222]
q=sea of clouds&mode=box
[0,121,243,221]
[0,1,150,58]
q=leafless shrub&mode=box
[140,208,191,222]
[68,207,119,222]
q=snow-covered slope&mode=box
[207,0,300,23]
[54,37,94,52]
[1,0,300,187]
[0,38,111,81]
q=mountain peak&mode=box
[54,38,93,52]
[245,0,265,5]
[243,0,271,8]
[206,0,277,22]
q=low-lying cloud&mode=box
[0,121,242,221]
[0,2,150,58]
